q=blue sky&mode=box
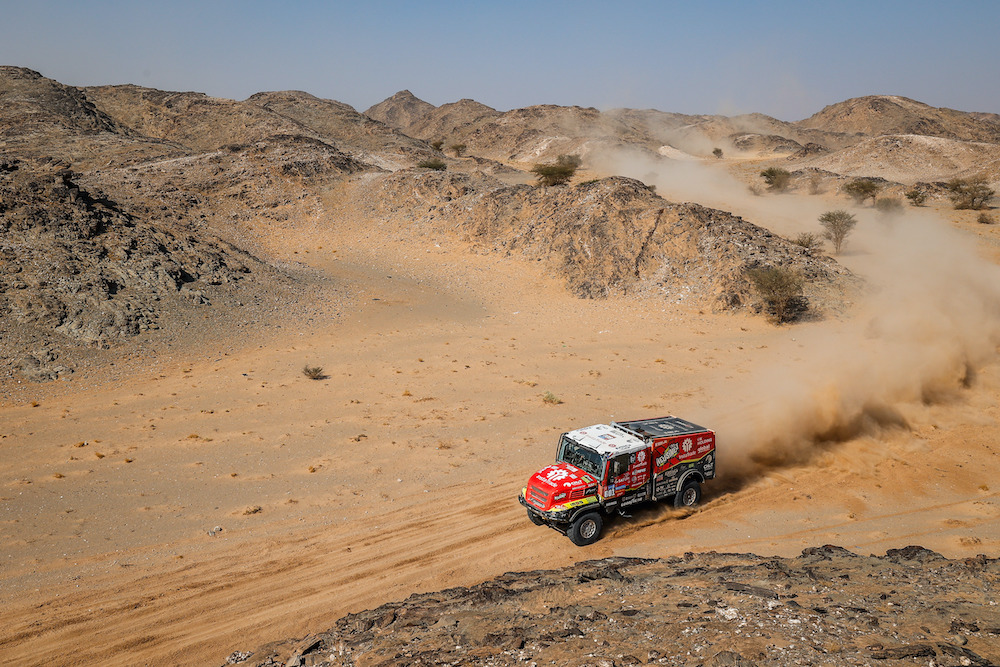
[2,0,998,121]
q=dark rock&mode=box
[938,643,992,666]
[951,619,982,634]
[800,545,858,559]
[885,546,946,562]
[869,644,936,659]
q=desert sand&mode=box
[2,172,999,665]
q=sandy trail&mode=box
[2,191,999,665]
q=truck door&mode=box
[602,453,631,499]
[603,450,651,505]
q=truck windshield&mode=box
[556,436,602,478]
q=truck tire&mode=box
[674,480,701,509]
[527,509,545,526]
[568,512,603,546]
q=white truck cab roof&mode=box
[565,423,646,458]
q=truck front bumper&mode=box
[519,492,572,525]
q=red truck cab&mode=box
[519,416,715,545]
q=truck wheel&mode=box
[674,480,701,508]
[527,509,545,526]
[568,512,603,546]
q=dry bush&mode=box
[531,154,582,187]
[979,212,995,225]
[748,266,805,324]
[302,365,326,380]
[905,188,927,206]
[449,143,467,157]
[759,167,791,192]
[417,158,446,171]
[792,232,823,253]
[875,197,904,215]
[542,391,563,405]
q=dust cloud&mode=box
[594,148,1000,485]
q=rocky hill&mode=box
[366,90,1000,165]
[245,90,436,169]
[797,134,1000,184]
[797,95,1000,144]
[396,98,503,147]
[354,171,856,312]
[0,66,183,168]
[0,157,271,379]
[363,89,436,132]
[235,546,1000,667]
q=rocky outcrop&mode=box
[0,158,263,347]
[234,546,1000,667]
[359,172,856,312]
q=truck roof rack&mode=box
[612,415,709,439]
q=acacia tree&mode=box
[531,154,582,186]
[946,176,994,210]
[843,179,882,205]
[818,210,857,254]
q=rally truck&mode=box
[518,416,715,546]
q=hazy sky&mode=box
[3,0,998,121]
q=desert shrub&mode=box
[747,266,805,324]
[818,209,857,254]
[874,197,904,214]
[417,158,446,171]
[760,167,791,192]
[946,176,994,210]
[843,178,882,205]
[905,188,927,206]
[449,143,467,157]
[542,391,563,405]
[531,154,582,187]
[302,365,326,380]
[979,212,995,224]
[712,147,723,159]
[430,139,444,151]
[792,232,823,252]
